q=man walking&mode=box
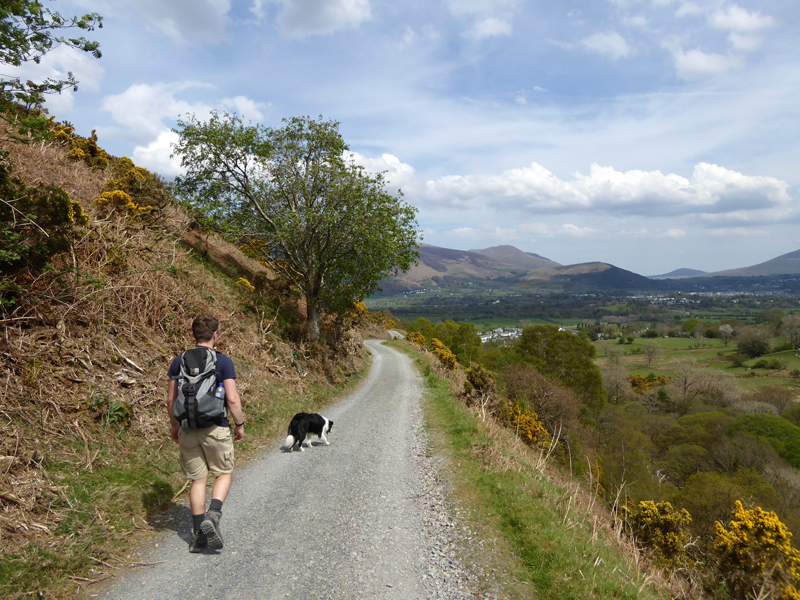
[167,314,245,553]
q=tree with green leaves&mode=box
[781,314,800,352]
[507,325,606,408]
[0,1,102,135]
[173,112,420,341]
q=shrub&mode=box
[500,404,549,446]
[406,331,426,347]
[752,358,788,370]
[430,338,457,370]
[630,500,692,574]
[715,501,800,600]
[463,363,495,396]
[628,374,671,395]
[729,353,748,368]
[502,364,582,433]
[737,328,771,358]
[0,151,89,301]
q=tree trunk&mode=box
[308,302,320,342]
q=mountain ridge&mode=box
[385,244,800,292]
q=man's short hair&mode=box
[192,313,219,343]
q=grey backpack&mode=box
[173,347,225,430]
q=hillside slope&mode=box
[387,244,525,290]
[469,245,561,270]
[704,248,800,277]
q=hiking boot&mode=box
[189,530,207,553]
[200,510,224,550]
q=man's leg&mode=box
[190,477,208,515]
[211,473,231,502]
[188,477,209,553]
[200,427,233,550]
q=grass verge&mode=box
[394,342,670,600]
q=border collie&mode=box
[284,412,333,452]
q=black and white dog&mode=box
[284,412,333,452]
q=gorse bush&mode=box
[630,500,692,574]
[430,337,457,370]
[406,331,426,347]
[50,119,110,169]
[715,501,800,600]
[463,363,495,397]
[102,156,170,216]
[500,404,549,446]
[94,189,153,215]
[0,151,88,306]
[628,374,671,395]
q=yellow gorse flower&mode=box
[236,277,256,292]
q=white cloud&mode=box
[708,227,768,237]
[446,0,522,39]
[274,0,372,38]
[220,96,271,122]
[133,130,184,177]
[727,32,762,52]
[100,83,273,175]
[675,2,702,18]
[662,228,687,238]
[349,152,417,190]
[251,0,267,20]
[623,15,648,28]
[123,0,232,44]
[421,162,795,225]
[471,17,513,39]
[672,48,745,80]
[424,162,587,211]
[101,82,214,144]
[710,5,775,33]
[581,32,633,60]
[560,224,597,237]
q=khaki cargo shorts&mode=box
[178,425,234,480]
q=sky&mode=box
[9,0,800,276]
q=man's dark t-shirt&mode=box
[168,348,236,427]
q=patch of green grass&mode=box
[393,341,669,600]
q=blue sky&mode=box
[11,0,800,275]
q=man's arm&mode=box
[223,379,245,442]
[167,378,180,443]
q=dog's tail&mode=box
[284,434,295,449]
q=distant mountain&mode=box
[383,244,662,293]
[377,244,800,296]
[650,268,707,279]
[522,262,661,291]
[469,245,561,270]
[385,244,525,290]
[704,249,800,277]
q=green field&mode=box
[593,336,800,395]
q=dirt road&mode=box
[95,340,477,600]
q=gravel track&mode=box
[96,340,479,600]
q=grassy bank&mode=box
[396,342,669,599]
